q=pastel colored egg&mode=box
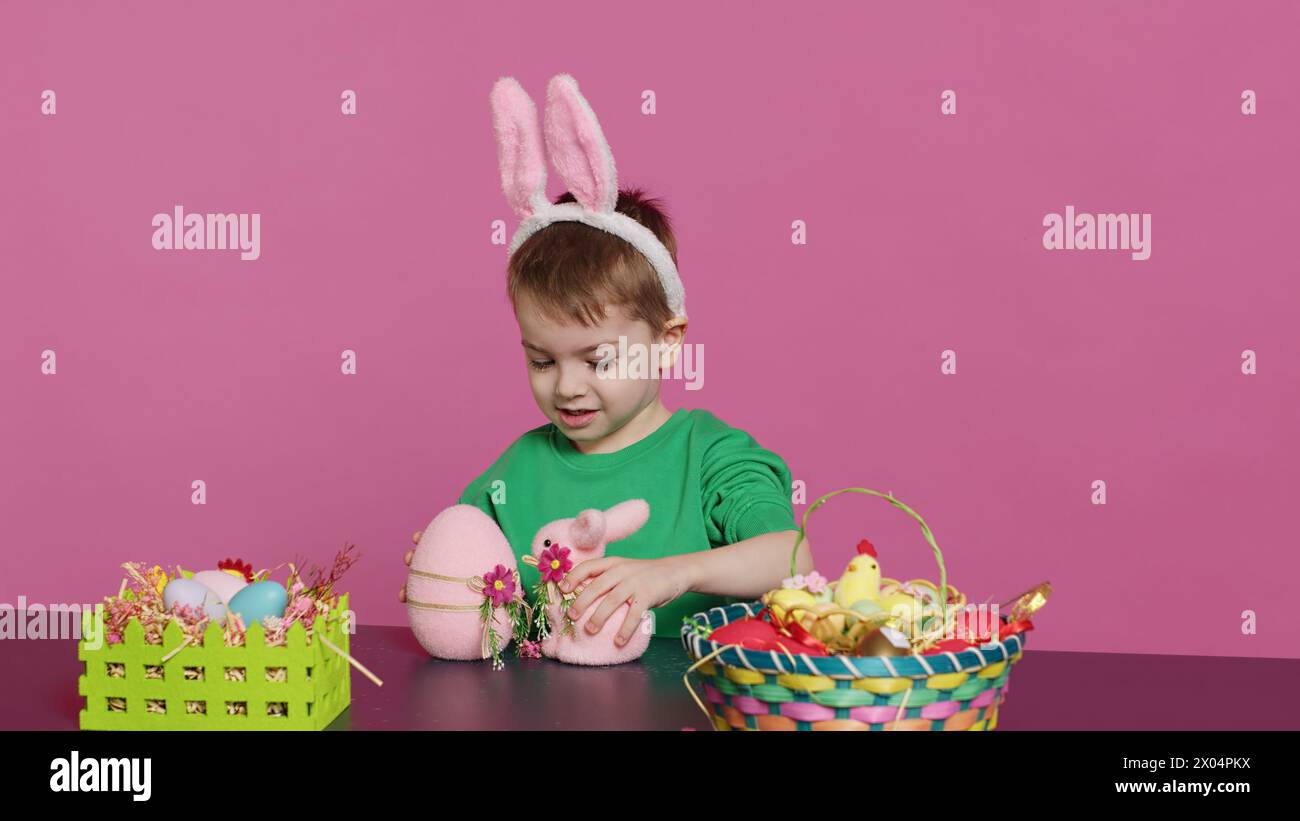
[226,581,288,629]
[162,578,226,625]
[879,592,930,638]
[407,505,516,660]
[878,592,920,619]
[192,569,248,604]
[850,598,882,616]
[766,588,817,623]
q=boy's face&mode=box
[515,290,669,448]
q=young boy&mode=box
[400,188,814,645]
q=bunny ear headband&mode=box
[489,73,686,319]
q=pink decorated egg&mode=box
[406,505,517,661]
[193,569,247,605]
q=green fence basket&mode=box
[78,593,352,730]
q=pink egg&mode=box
[406,505,517,661]
[193,569,247,604]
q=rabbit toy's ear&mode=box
[603,499,650,544]
[544,73,618,214]
[571,509,608,551]
[490,76,549,219]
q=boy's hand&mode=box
[396,530,420,603]
[559,555,695,646]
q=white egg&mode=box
[162,578,226,625]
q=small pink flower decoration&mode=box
[519,639,541,659]
[804,571,829,594]
[538,545,572,584]
[481,565,516,608]
[781,574,806,590]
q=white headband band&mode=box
[490,74,686,319]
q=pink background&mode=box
[2,1,1297,658]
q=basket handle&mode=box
[789,487,950,624]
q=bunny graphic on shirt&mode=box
[529,500,654,666]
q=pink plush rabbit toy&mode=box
[527,500,655,666]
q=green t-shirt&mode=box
[456,407,797,638]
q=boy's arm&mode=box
[675,529,814,600]
[686,424,814,599]
[557,428,811,637]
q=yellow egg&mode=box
[766,588,816,624]
[878,592,922,632]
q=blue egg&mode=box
[226,581,288,629]
[162,578,227,624]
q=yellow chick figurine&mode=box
[833,539,882,608]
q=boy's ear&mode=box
[657,317,688,371]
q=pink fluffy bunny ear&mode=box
[571,509,608,551]
[603,500,650,544]
[544,73,618,214]
[490,76,549,219]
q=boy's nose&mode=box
[555,364,590,399]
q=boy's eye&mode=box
[528,359,604,371]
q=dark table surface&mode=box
[5,626,1299,730]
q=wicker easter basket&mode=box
[681,488,1027,731]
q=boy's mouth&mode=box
[558,407,598,428]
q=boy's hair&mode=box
[507,187,679,334]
